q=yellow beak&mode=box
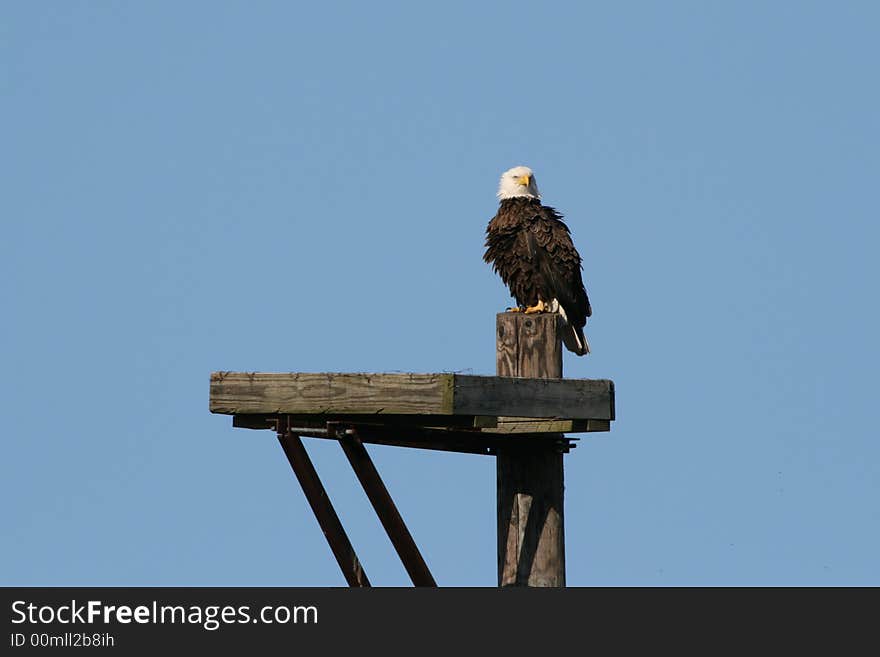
[517,174,531,186]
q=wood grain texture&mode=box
[496,311,566,587]
[211,371,613,420]
[210,372,454,415]
[488,418,611,434]
[496,312,562,379]
[497,449,565,586]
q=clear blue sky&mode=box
[2,1,878,586]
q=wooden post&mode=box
[496,312,566,587]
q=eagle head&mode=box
[497,165,541,200]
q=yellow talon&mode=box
[506,306,522,312]
[524,300,547,314]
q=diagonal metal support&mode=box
[276,416,370,587]
[330,423,437,587]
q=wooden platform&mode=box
[210,371,615,454]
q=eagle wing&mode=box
[526,206,592,326]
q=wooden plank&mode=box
[496,311,566,588]
[584,419,610,433]
[488,418,611,434]
[452,375,614,420]
[211,371,613,420]
[233,414,276,430]
[233,413,490,431]
[233,413,609,435]
[210,372,454,416]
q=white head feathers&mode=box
[497,165,541,200]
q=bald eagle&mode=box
[484,166,592,355]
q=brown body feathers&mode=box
[484,197,592,355]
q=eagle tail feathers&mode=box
[561,323,590,356]
[552,298,589,356]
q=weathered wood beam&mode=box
[496,312,567,588]
[453,376,613,420]
[212,372,452,416]
[211,372,613,420]
[232,413,610,434]
[487,418,611,434]
[233,413,493,431]
[233,414,577,455]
